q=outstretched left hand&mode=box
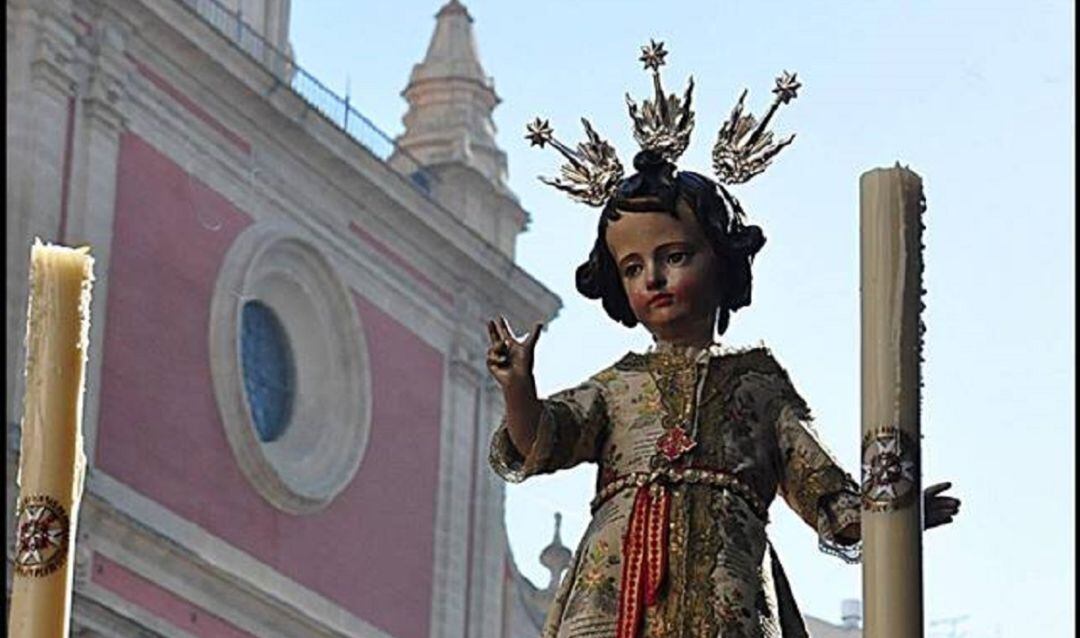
[924,481,960,530]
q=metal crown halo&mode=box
[525,39,802,208]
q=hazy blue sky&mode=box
[290,2,1074,635]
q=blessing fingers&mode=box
[485,321,511,368]
[486,346,510,369]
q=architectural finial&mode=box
[539,512,571,593]
[392,1,527,257]
[395,0,503,180]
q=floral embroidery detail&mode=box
[645,348,701,466]
[595,368,619,384]
[566,539,621,618]
[494,346,853,638]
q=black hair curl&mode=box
[574,150,766,335]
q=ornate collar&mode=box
[615,341,729,371]
[649,340,726,364]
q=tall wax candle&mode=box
[859,166,926,638]
[8,240,94,638]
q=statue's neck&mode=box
[649,336,719,360]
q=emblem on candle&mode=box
[861,426,918,512]
[14,494,70,577]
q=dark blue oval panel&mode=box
[240,300,296,442]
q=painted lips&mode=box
[648,293,675,308]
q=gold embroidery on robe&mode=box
[490,345,860,637]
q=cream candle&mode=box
[859,166,926,638]
[8,240,94,638]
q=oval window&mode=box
[240,300,296,442]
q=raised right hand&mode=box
[485,316,542,394]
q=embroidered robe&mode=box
[489,345,861,638]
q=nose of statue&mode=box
[645,268,667,291]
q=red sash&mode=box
[615,483,671,638]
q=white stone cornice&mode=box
[28,7,79,96]
[82,52,131,133]
[72,590,180,637]
[82,75,128,133]
[78,3,139,132]
[82,470,399,638]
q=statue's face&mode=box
[605,201,720,343]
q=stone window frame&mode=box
[209,220,371,515]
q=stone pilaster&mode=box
[467,373,508,638]
[5,0,78,590]
[62,4,134,466]
[431,329,488,638]
[5,0,78,436]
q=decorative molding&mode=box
[130,55,246,153]
[79,5,135,132]
[73,585,186,637]
[81,470,398,637]
[30,24,78,97]
[209,220,372,515]
[449,342,486,386]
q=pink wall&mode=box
[95,133,444,638]
[92,554,255,638]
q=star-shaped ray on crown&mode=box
[712,71,801,185]
[773,70,801,104]
[639,39,668,72]
[527,39,802,210]
[626,40,695,163]
[525,117,624,207]
[525,118,555,148]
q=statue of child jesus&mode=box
[485,42,959,638]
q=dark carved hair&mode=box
[574,150,766,335]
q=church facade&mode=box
[6,1,860,636]
[6,0,564,636]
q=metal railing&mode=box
[175,0,437,194]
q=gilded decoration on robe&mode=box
[566,538,621,618]
[491,345,861,637]
[645,345,700,466]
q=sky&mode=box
[289,2,1074,635]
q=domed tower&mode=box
[391,0,528,258]
[540,513,572,594]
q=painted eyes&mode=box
[621,252,692,279]
[667,251,689,266]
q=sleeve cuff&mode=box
[488,404,559,483]
[816,489,862,564]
